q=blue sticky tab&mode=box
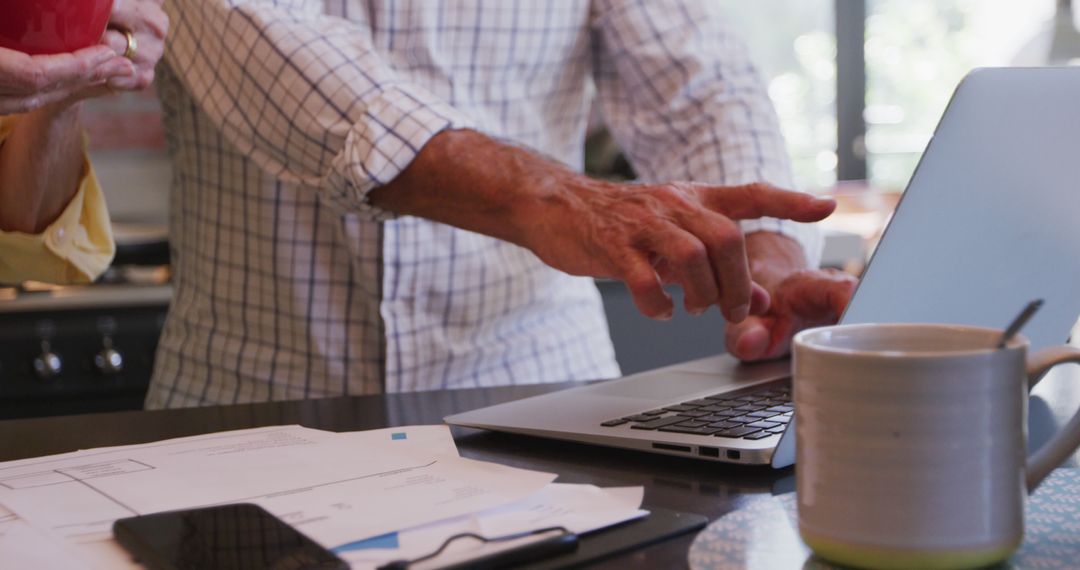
[391,432,407,441]
[333,532,400,552]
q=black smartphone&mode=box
[113,503,348,570]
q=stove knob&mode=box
[94,348,124,376]
[33,342,62,380]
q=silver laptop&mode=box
[446,67,1080,467]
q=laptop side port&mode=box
[652,443,691,453]
[698,446,720,458]
[726,449,742,461]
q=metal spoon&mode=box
[997,299,1044,349]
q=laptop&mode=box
[445,67,1080,467]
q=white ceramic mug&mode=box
[793,323,1080,570]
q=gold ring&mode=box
[121,28,138,61]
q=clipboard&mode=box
[516,507,708,569]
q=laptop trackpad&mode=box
[584,370,730,400]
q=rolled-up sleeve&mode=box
[591,0,823,266]
[0,117,115,285]
[163,0,475,220]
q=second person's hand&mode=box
[101,0,168,91]
[0,46,134,115]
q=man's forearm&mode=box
[368,128,835,322]
[0,103,86,234]
[368,129,569,250]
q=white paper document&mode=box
[338,484,648,570]
[0,424,644,570]
[0,425,552,568]
[0,518,94,570]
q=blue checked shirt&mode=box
[147,0,822,408]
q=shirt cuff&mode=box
[721,167,824,268]
[327,84,476,221]
[0,160,115,284]
[740,218,824,269]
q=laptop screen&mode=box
[838,67,1080,351]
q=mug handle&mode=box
[1026,345,1080,491]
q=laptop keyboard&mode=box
[600,385,792,440]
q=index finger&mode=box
[0,45,117,94]
[698,183,837,223]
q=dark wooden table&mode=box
[0,382,797,569]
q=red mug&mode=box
[0,0,115,55]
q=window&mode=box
[596,2,1076,196]
[724,0,1075,192]
[720,0,838,190]
[864,0,1061,190]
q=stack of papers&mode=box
[0,425,647,569]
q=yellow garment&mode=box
[0,115,114,284]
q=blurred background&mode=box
[726,0,1073,192]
